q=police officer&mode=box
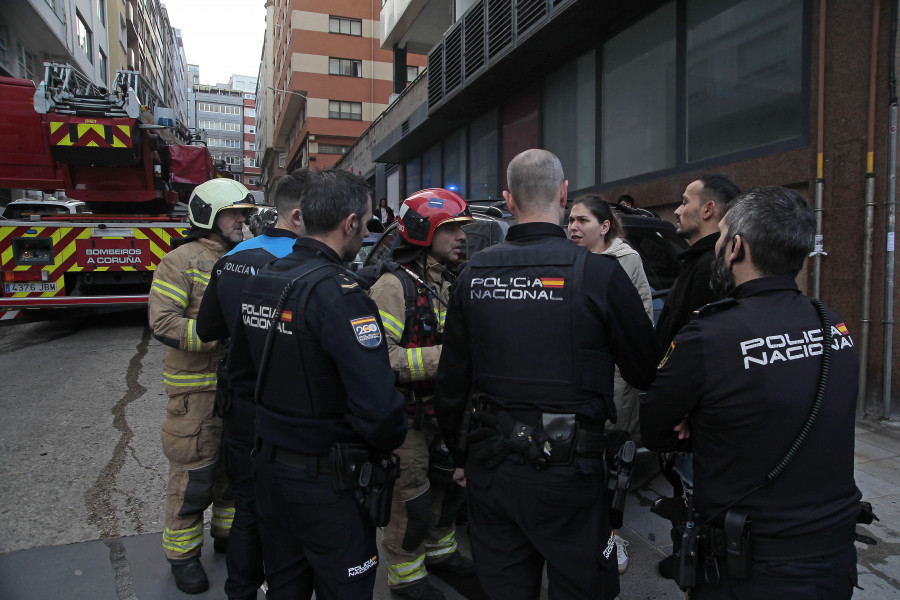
[148,178,256,594]
[434,149,659,600]
[194,169,308,600]
[228,168,407,599]
[641,186,862,598]
[368,189,476,600]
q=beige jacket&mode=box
[368,255,450,385]
[602,237,654,322]
[148,237,227,396]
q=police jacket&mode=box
[148,236,226,396]
[641,276,862,538]
[195,227,299,445]
[655,232,720,347]
[434,222,659,462]
[228,237,407,455]
[368,255,449,387]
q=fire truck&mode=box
[0,63,220,317]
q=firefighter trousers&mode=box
[382,419,465,588]
[160,390,234,562]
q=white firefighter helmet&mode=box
[188,179,257,230]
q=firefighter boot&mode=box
[171,557,210,594]
[426,550,476,578]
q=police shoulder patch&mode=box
[350,315,383,348]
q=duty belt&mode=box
[257,440,332,473]
[703,521,856,562]
[489,407,607,466]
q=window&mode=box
[248,177,260,186]
[468,109,499,199]
[119,12,126,47]
[17,46,36,81]
[422,144,441,189]
[0,26,8,68]
[208,138,240,148]
[601,4,675,182]
[685,0,804,161]
[246,125,256,134]
[328,100,362,120]
[544,50,595,190]
[598,0,805,183]
[76,12,93,63]
[329,16,362,36]
[443,128,466,194]
[407,66,419,83]
[224,155,241,165]
[247,108,256,118]
[319,144,348,155]
[405,158,421,195]
[99,49,108,84]
[198,103,240,115]
[278,153,286,168]
[329,58,362,78]
[97,0,106,27]
[245,157,257,167]
[246,142,257,151]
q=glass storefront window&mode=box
[422,144,441,189]
[443,129,467,195]
[601,4,676,183]
[686,0,804,161]
[405,157,421,196]
[468,109,499,200]
[544,50,596,190]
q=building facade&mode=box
[337,0,900,417]
[255,0,427,194]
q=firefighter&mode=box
[148,178,256,594]
[368,189,477,599]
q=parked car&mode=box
[362,200,686,320]
[1,198,89,219]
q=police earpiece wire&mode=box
[252,264,336,406]
[694,298,832,531]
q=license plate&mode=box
[4,282,58,293]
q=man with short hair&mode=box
[641,186,862,598]
[655,174,741,347]
[369,189,476,600]
[435,149,658,600]
[148,178,256,594]
[228,168,407,599]
[194,169,308,600]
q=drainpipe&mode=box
[884,101,896,419]
[813,0,827,299]
[858,0,881,417]
[883,0,898,420]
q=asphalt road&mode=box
[0,309,168,553]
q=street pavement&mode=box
[1,419,898,599]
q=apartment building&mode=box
[256,0,427,193]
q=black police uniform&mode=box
[195,227,298,600]
[641,276,862,598]
[228,237,407,600]
[434,222,659,600]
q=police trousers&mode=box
[694,544,858,600]
[222,431,264,600]
[253,446,379,600]
[464,456,619,600]
[382,418,465,588]
[160,390,233,562]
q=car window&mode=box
[459,219,506,263]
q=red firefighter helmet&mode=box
[397,188,474,247]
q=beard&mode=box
[710,245,736,298]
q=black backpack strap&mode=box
[382,261,420,347]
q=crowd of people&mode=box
[147,148,865,600]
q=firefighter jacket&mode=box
[642,276,862,538]
[149,236,227,396]
[435,222,660,463]
[227,238,407,455]
[368,255,449,388]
